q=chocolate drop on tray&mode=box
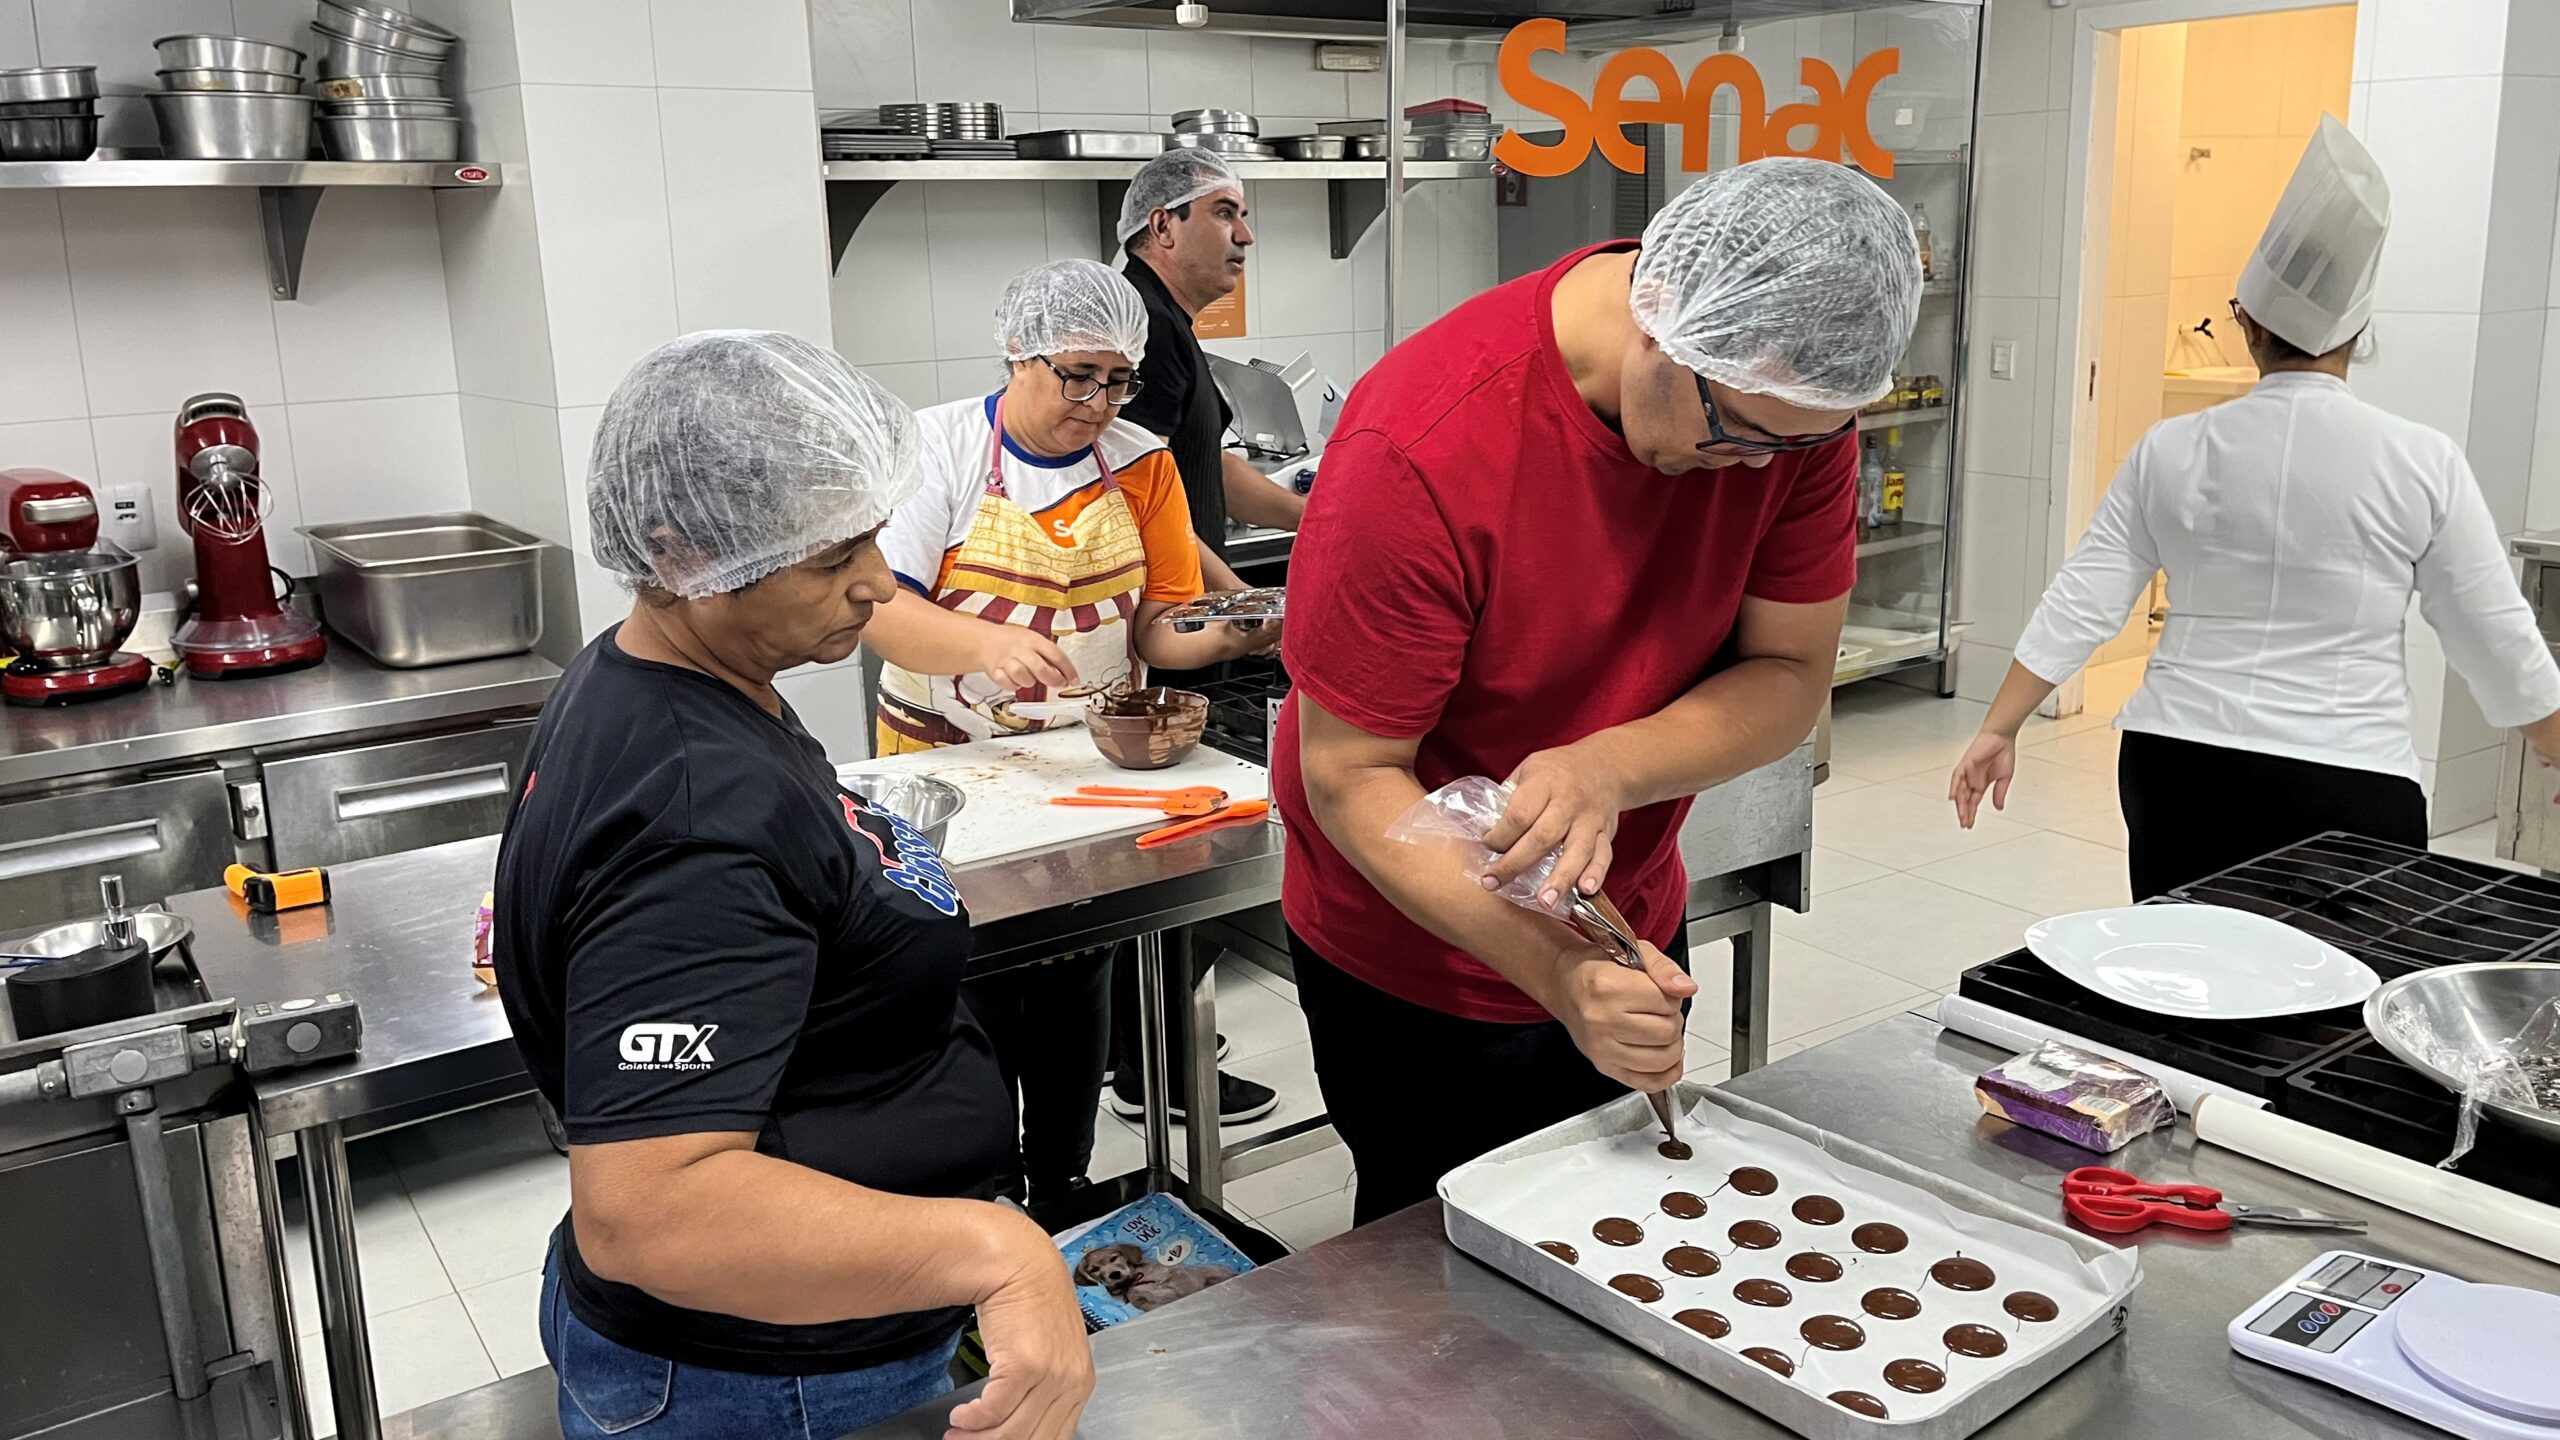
[1851,1222,1908,1255]
[1802,1315,1867,1351]
[1660,1191,1709,1220]
[1791,1195,1846,1225]
[1928,1256,1996,1292]
[1593,1217,1645,1247]
[1861,1287,1923,1321]
[1830,1391,1890,1419]
[1727,1166,1780,1196]
[1658,1139,1694,1160]
[1727,1219,1783,1250]
[1663,1245,1721,1277]
[1674,1308,1731,1339]
[1535,1241,1580,1265]
[2003,1291,2059,1323]
[1944,1323,2007,1359]
[1884,1358,1948,1394]
[1609,1273,1666,1303]
[1785,1252,1844,1283]
[1742,1347,1797,1377]
[1734,1278,1793,1308]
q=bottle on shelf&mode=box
[1881,428,1907,525]
[1859,435,1886,536]
[1912,203,1935,282]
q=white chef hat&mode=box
[1116,149,1244,245]
[2237,115,2391,356]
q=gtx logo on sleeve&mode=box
[618,1022,719,1070]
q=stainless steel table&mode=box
[176,815,1284,1440]
[850,1010,2560,1440]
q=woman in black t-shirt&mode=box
[493,333,1092,1440]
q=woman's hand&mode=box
[976,627,1077,692]
[946,1214,1095,1440]
[1482,743,1629,907]
[1947,732,2017,828]
[1538,940,1694,1093]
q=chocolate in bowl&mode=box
[1085,686,1208,770]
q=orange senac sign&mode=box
[1494,18,1901,179]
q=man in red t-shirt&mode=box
[1271,158,1923,1221]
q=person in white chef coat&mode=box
[1948,116,2560,898]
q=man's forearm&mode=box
[1574,653,1832,811]
[1222,451,1306,531]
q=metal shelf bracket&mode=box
[827,178,899,272]
[259,185,326,301]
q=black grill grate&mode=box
[1190,659,1288,768]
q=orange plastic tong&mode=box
[1136,800,1272,848]
[1050,785,1229,817]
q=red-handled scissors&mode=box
[2059,1166,2365,1235]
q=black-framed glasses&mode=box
[1039,356,1144,407]
[1694,372,1855,455]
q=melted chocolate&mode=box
[1535,1241,1580,1265]
[1791,1195,1846,1225]
[1734,1278,1793,1308]
[1727,1166,1780,1197]
[1786,1252,1845,1283]
[1801,1314,1867,1351]
[2004,1290,2059,1323]
[1741,1347,1797,1377]
[1658,1139,1694,1161]
[1609,1273,1666,1303]
[1861,1287,1923,1321]
[1884,1359,1948,1395]
[1851,1222,1908,1255]
[1674,1308,1731,1339]
[1669,1301,1730,1332]
[1928,1256,1996,1292]
[1663,1245,1722,1278]
[1593,1217,1645,1247]
[1944,1323,2008,1358]
[1830,1391,1890,1420]
[1660,1191,1709,1221]
[1728,1220,1783,1250]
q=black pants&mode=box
[1291,925,1692,1227]
[2117,730,2429,900]
[968,945,1114,1199]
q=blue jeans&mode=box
[540,1238,959,1438]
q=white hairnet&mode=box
[1630,158,1923,410]
[2238,115,2390,356]
[1117,148,1244,245]
[995,259,1150,364]
[588,331,922,599]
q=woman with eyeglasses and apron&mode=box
[864,259,1280,1204]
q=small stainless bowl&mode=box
[155,34,307,75]
[2,549,141,663]
[317,72,447,102]
[838,773,966,853]
[315,3,457,59]
[1273,134,1348,161]
[318,113,460,161]
[0,109,97,161]
[158,67,307,94]
[0,65,98,104]
[148,90,314,160]
[2366,961,2560,1144]
[15,910,193,967]
[313,28,449,80]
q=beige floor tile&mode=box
[1912,831,2132,916]
[1888,753,2128,850]
[1213,956,1309,1062]
[2431,820,2538,874]
[1827,688,1998,784]
[1811,845,1893,894]
[1149,1039,1324,1149]
[2030,723,2123,776]
[1089,1109,1148,1182]
[1683,1029,1730,1076]
[1777,872,2040,992]
[1224,1141,1356,1222]
[301,1293,496,1437]
[1259,1185,1356,1252]
[389,1099,571,1293]
[1684,934,1928,1046]
[458,1269,547,1379]
[1812,777,2037,869]
[280,1150,455,1335]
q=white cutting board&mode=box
[835,727,1268,867]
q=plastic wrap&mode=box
[1385,774,1571,921]
[994,257,1150,363]
[2383,995,2560,1167]
[1114,148,1244,243]
[1972,1041,2174,1154]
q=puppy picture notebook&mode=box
[1056,1192,1257,1332]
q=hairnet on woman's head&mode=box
[1117,148,1244,244]
[1630,158,1923,410]
[995,258,1150,364]
[587,331,921,599]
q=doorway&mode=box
[2056,0,2357,700]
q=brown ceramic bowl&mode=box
[1087,686,1209,770]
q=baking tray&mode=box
[1441,1084,2139,1439]
[1012,128,1165,160]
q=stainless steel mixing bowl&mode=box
[838,773,965,854]
[2365,960,2560,1143]
[2,548,142,667]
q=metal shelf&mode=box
[1856,405,1952,433]
[1854,521,1947,559]
[0,158,499,300]
[822,156,1493,267]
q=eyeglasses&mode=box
[1039,356,1145,407]
[1694,372,1855,455]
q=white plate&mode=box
[2024,903,2381,1020]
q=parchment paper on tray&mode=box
[1442,1088,2139,1437]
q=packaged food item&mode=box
[1973,1041,2172,1154]
[471,890,496,987]
[1056,1192,1254,1331]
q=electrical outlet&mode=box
[106,482,159,551]
[1991,340,2018,380]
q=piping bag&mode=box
[1385,776,1682,1147]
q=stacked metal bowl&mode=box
[312,0,461,160]
[1171,108,1274,160]
[0,65,98,161]
[148,36,313,159]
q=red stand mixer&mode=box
[171,394,324,678]
[0,469,153,705]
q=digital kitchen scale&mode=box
[2228,1250,2560,1439]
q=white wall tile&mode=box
[859,359,940,413]
[829,181,937,366]
[1249,180,1357,338]
[2531,312,2560,533]
[396,0,520,93]
[272,189,459,404]
[1148,30,1256,117]
[2513,0,2560,77]
[459,394,569,543]
[288,394,471,527]
[2370,0,2512,81]
[437,87,555,406]
[0,1,34,66]
[2480,75,2560,313]
[520,84,680,408]
[1039,179,1102,264]
[1249,37,1349,118]
[935,357,996,405]
[1964,295,2041,481]
[0,192,86,425]
[2465,306,2544,530]
[658,88,834,340]
[0,417,99,479]
[913,0,1035,113]
[1032,23,1150,113]
[776,663,871,761]
[921,183,1052,359]
[29,0,232,94]
[59,188,286,417]
[1970,111,2050,300]
[809,0,915,108]
[649,0,813,90]
[2364,77,2501,314]
[227,0,315,51]
[2431,744,2504,832]
[1976,0,2051,118]
[513,0,656,87]
[2353,311,2482,444]
[1953,470,2031,650]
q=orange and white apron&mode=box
[876,400,1152,754]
